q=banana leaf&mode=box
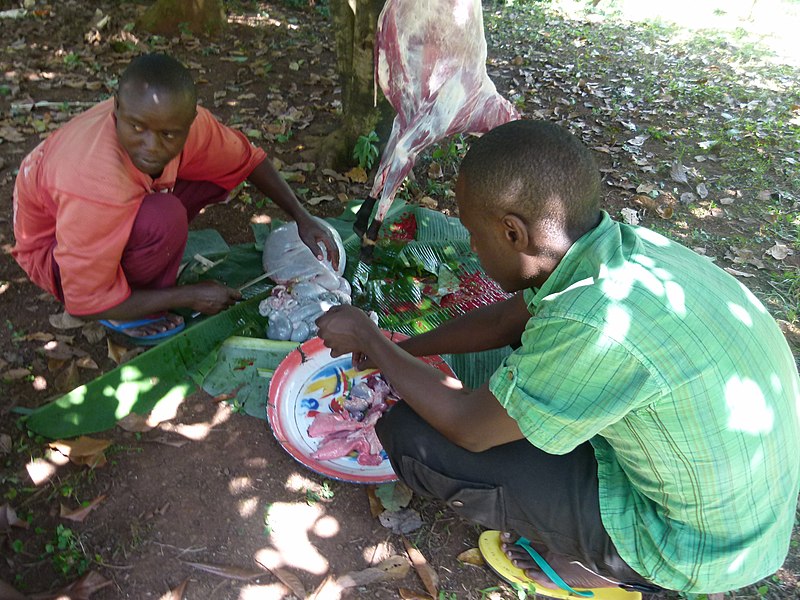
[24,201,510,438]
[24,296,268,438]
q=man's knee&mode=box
[121,193,189,289]
[376,403,508,529]
[130,193,188,247]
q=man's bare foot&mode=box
[500,532,619,591]
[103,314,184,338]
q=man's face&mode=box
[456,177,562,293]
[456,178,522,293]
[114,83,196,176]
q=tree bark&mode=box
[315,0,392,170]
[138,0,226,36]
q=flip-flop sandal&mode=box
[478,531,642,600]
[99,315,185,346]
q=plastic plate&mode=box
[267,331,455,484]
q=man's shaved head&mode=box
[118,53,196,107]
[459,120,601,241]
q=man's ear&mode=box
[501,214,529,251]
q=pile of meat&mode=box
[259,218,350,342]
[308,373,399,466]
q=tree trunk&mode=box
[137,0,226,36]
[315,0,392,170]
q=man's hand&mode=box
[186,280,241,315]
[316,305,380,361]
[296,214,341,271]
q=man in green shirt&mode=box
[315,120,800,596]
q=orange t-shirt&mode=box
[12,99,266,316]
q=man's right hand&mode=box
[187,280,242,315]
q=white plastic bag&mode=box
[262,218,345,290]
[260,218,350,343]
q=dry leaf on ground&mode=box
[49,311,86,330]
[107,338,128,364]
[418,196,437,209]
[21,331,55,342]
[724,267,756,278]
[0,503,29,532]
[336,555,409,588]
[76,356,99,370]
[346,166,368,183]
[765,243,791,260]
[456,548,485,567]
[253,561,306,599]
[402,536,439,599]
[54,360,80,392]
[379,507,423,534]
[365,486,384,518]
[28,570,112,599]
[60,494,106,522]
[183,560,266,581]
[41,340,87,360]
[2,368,31,381]
[670,161,689,184]
[159,578,189,600]
[116,413,156,433]
[82,321,106,343]
[49,436,111,468]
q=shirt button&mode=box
[506,371,514,381]
[452,500,464,508]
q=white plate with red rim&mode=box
[267,331,455,484]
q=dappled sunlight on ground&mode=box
[258,501,332,575]
[158,401,232,440]
[237,583,288,600]
[25,447,69,486]
[550,0,800,67]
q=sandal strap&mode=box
[515,537,594,598]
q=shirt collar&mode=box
[525,211,614,310]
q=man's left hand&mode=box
[316,305,379,361]
[296,215,340,271]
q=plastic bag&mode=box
[260,218,350,343]
[262,218,345,290]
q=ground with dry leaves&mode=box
[0,1,798,599]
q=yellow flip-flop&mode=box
[478,531,642,600]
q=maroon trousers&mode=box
[53,180,229,298]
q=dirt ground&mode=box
[0,1,798,599]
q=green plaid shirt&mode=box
[489,212,800,593]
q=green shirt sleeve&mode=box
[489,316,659,455]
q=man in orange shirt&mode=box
[12,53,338,344]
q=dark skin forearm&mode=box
[84,280,240,321]
[316,305,526,451]
[396,292,531,358]
[247,159,340,269]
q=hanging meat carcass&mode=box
[353,0,520,258]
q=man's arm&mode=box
[84,280,240,321]
[316,305,525,451]
[247,159,340,270]
[352,292,530,370]
[398,292,530,357]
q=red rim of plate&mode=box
[267,330,455,484]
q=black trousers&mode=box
[375,401,656,589]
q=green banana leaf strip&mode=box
[24,296,268,439]
[202,336,299,419]
[24,200,510,438]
